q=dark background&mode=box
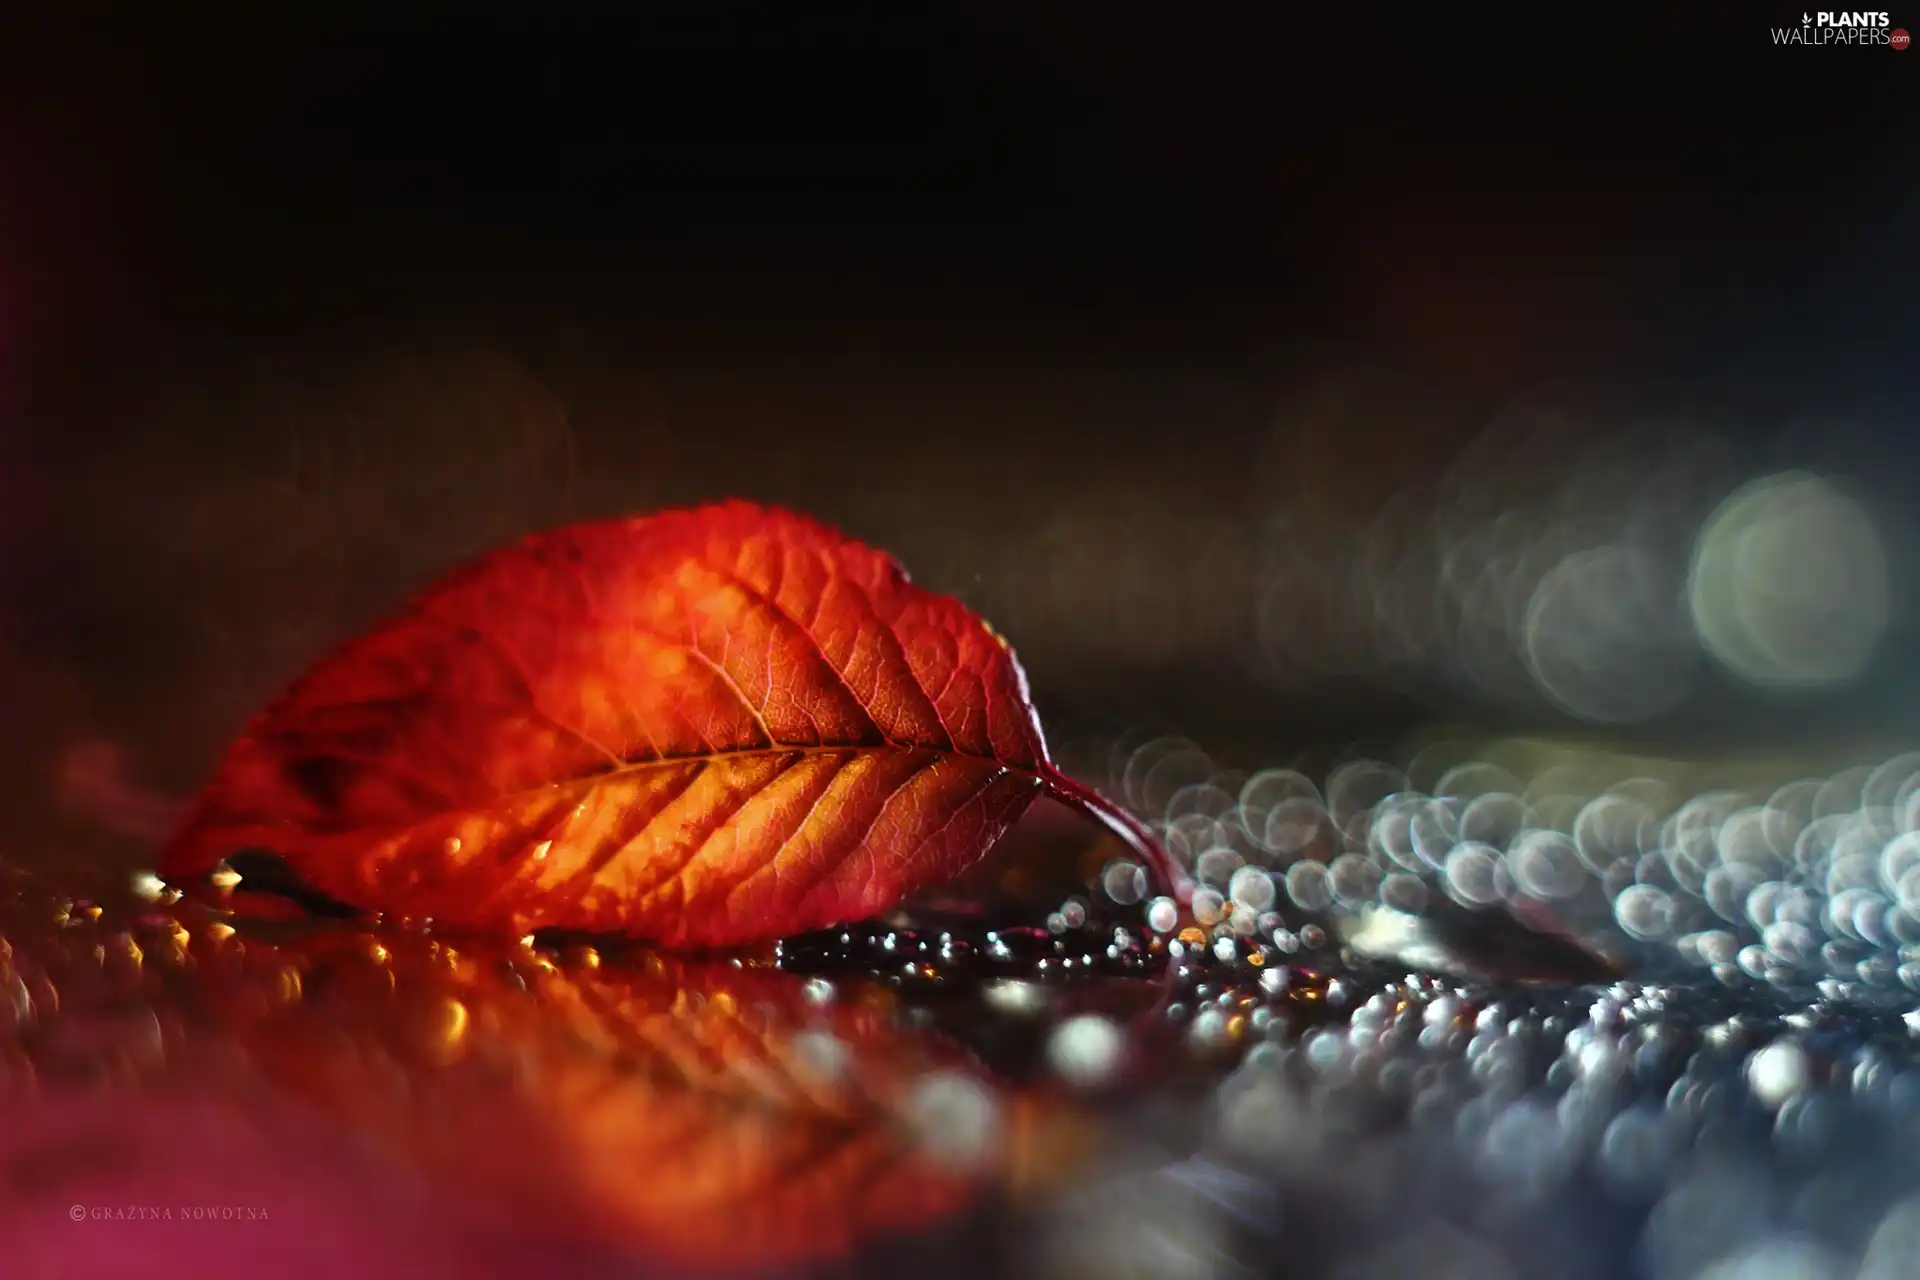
[1,6,1916,855]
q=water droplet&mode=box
[1046,1014,1125,1088]
[903,1072,1002,1171]
[1102,860,1147,905]
[981,978,1050,1017]
[1747,1041,1812,1110]
[1228,867,1274,917]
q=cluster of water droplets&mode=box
[1005,735,1920,1277]
[1075,735,1920,1001]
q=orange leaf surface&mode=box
[161,502,1171,946]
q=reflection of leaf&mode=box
[177,919,1075,1272]
[163,501,1172,946]
[0,865,1087,1273]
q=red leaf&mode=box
[161,501,1173,946]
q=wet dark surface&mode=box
[4,10,1919,1279]
[16,736,1920,1277]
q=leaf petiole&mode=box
[1038,769,1190,905]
